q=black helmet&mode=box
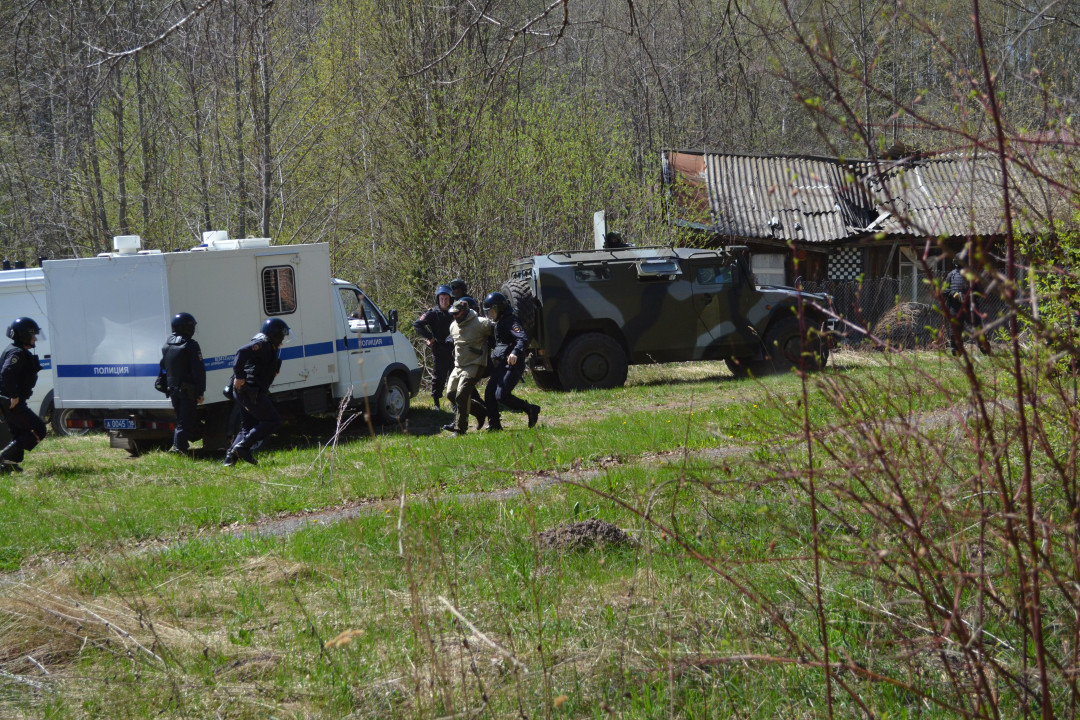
[460,295,479,312]
[449,278,468,297]
[260,317,292,346]
[171,312,197,338]
[7,317,43,346]
[483,292,509,319]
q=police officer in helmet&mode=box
[413,285,454,410]
[160,313,206,454]
[0,318,47,473]
[450,279,478,312]
[225,318,290,466]
[483,292,540,431]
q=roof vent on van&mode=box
[206,235,272,251]
[113,235,142,255]
[202,230,229,246]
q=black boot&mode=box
[223,448,238,467]
[527,405,540,428]
[235,446,257,465]
[0,441,22,471]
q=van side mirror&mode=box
[388,309,399,333]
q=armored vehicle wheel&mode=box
[763,317,828,374]
[558,333,628,391]
[501,278,539,340]
[530,367,564,391]
[377,376,410,425]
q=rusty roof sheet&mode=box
[662,150,1043,243]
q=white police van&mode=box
[43,234,421,454]
[0,263,64,436]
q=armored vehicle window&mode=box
[575,267,612,282]
[636,258,682,280]
[696,266,733,285]
[262,266,297,315]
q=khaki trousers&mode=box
[446,367,483,433]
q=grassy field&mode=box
[1,350,1031,718]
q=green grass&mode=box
[2,350,1004,718]
[0,353,962,570]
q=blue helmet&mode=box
[171,312,197,338]
[483,292,509,319]
[7,317,43,345]
[260,317,292,346]
[436,284,453,299]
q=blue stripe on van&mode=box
[305,341,334,357]
[57,363,160,378]
[62,341,345,378]
[278,346,303,361]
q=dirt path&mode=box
[3,406,965,578]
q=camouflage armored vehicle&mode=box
[500,245,831,391]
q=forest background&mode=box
[0,0,1078,313]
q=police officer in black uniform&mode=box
[413,284,454,409]
[160,312,206,454]
[945,258,991,355]
[482,292,540,431]
[450,279,479,312]
[0,318,47,473]
[225,318,290,466]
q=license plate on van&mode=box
[104,418,137,430]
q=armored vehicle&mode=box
[500,245,832,391]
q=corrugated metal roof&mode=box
[662,150,1028,243]
[865,155,1006,238]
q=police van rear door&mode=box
[256,254,306,387]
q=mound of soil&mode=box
[871,302,941,349]
[537,520,636,551]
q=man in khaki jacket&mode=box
[443,299,493,436]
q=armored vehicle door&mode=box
[622,258,698,363]
[686,259,755,359]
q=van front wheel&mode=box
[377,376,410,425]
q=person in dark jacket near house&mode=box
[160,313,206,454]
[482,292,540,431]
[413,285,454,409]
[945,258,991,355]
[0,318,46,473]
[224,318,290,466]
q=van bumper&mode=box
[408,367,422,397]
